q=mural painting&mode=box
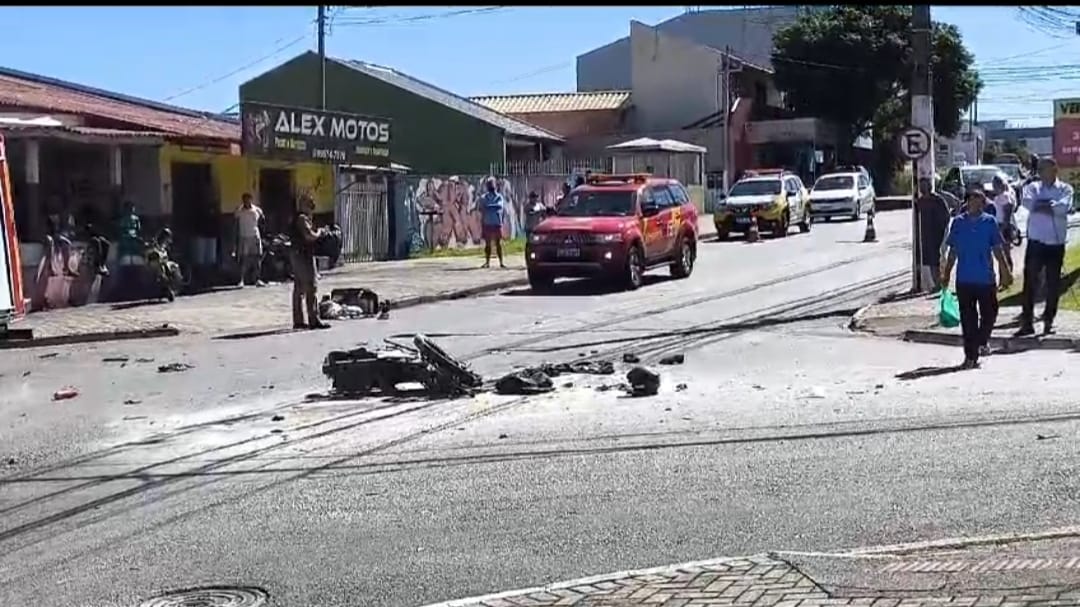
[403,173,571,253]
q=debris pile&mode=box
[493,359,616,395]
[318,288,382,321]
[323,334,482,398]
[626,366,661,397]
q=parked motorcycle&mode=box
[261,232,293,282]
[145,228,185,302]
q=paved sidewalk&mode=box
[853,221,1080,351]
[425,553,1080,607]
[9,216,719,343]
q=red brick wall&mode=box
[507,110,625,138]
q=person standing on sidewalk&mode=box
[1017,157,1074,336]
[916,177,952,292]
[941,189,1013,369]
[480,177,506,269]
[235,193,265,287]
[989,175,1017,268]
[289,195,329,330]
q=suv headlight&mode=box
[590,233,623,243]
[530,233,547,243]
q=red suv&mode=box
[525,174,698,291]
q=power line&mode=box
[333,6,505,27]
[162,27,314,103]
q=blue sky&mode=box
[0,6,1075,127]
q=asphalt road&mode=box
[2,211,1078,607]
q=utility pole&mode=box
[721,46,732,194]
[910,4,934,293]
[317,5,327,110]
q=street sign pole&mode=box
[911,4,935,294]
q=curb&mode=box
[901,328,1078,351]
[847,288,910,331]
[876,196,912,212]
[417,553,771,607]
[0,325,180,350]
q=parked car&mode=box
[994,163,1027,200]
[525,173,699,292]
[809,171,876,221]
[939,164,1011,202]
[713,169,813,239]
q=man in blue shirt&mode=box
[479,177,506,269]
[941,188,1014,369]
[1017,157,1074,336]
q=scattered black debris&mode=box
[1037,434,1060,441]
[562,382,574,389]
[540,360,615,376]
[123,415,148,421]
[578,352,587,357]
[675,383,688,392]
[495,368,555,395]
[664,407,672,411]
[123,399,141,405]
[622,353,640,364]
[658,354,685,366]
[135,357,155,363]
[102,356,130,363]
[626,367,660,397]
[498,433,508,439]
[590,349,599,355]
[271,414,285,422]
[158,362,194,373]
[270,429,283,434]
[38,352,59,359]
[874,383,885,390]
[22,371,30,377]
[53,387,79,401]
[5,457,15,466]
[323,334,482,398]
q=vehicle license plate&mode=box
[735,217,751,224]
[556,247,581,258]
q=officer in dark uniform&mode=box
[289,195,329,330]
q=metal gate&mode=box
[335,176,390,262]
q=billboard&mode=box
[240,102,392,167]
[1053,98,1080,202]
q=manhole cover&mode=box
[139,586,268,607]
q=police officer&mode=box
[290,195,329,330]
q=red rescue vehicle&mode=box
[525,173,698,292]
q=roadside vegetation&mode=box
[413,236,527,259]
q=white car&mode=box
[809,172,876,221]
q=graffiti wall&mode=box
[402,173,571,253]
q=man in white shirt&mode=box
[235,193,266,287]
[1017,157,1074,336]
[990,175,1017,266]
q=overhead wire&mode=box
[332,6,505,27]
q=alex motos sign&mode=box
[240,102,392,166]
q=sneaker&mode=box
[978,344,992,357]
[1043,324,1056,336]
[961,358,981,370]
[292,322,307,330]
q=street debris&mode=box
[622,353,640,364]
[675,383,688,392]
[102,356,130,363]
[495,368,555,395]
[38,352,58,359]
[52,387,79,401]
[626,367,661,397]
[658,354,685,365]
[135,357,155,363]
[323,334,482,398]
[158,362,194,373]
[318,288,382,321]
[271,414,285,422]
[1037,434,1060,441]
[123,399,141,405]
[498,433,508,439]
[803,386,827,399]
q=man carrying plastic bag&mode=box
[940,188,1014,369]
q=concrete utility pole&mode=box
[910,4,934,293]
[721,46,732,194]
[317,5,327,110]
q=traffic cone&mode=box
[747,214,761,243]
[862,209,877,243]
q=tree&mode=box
[771,6,982,158]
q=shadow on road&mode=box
[502,275,673,297]
[895,364,969,381]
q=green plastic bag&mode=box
[938,288,961,328]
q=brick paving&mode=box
[436,555,1080,607]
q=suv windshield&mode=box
[813,176,855,191]
[961,168,1001,188]
[557,190,636,217]
[729,180,781,197]
[997,165,1022,180]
